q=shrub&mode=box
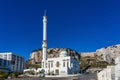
[0,72,9,79]
[0,71,4,75]
[7,72,23,78]
[11,73,17,78]
[2,73,9,78]
[13,72,22,77]
[24,70,35,75]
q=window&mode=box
[71,63,73,68]
[56,62,59,67]
[3,60,7,66]
[67,61,69,67]
[8,54,11,60]
[55,69,59,75]
[13,66,14,71]
[48,62,50,68]
[8,61,10,65]
[12,55,16,60]
[4,54,7,59]
[48,61,53,68]
[51,62,53,67]
[63,61,65,67]
[0,55,3,58]
[0,59,2,66]
[46,63,47,68]
[42,62,44,68]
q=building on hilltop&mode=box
[0,52,24,72]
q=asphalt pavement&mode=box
[5,73,97,80]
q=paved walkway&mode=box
[5,73,97,80]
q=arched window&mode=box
[51,62,53,67]
[67,61,69,67]
[56,62,59,67]
[67,59,69,67]
[63,61,65,67]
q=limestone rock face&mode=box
[29,44,120,65]
[30,50,43,64]
[95,44,120,63]
[80,44,120,64]
[80,52,95,57]
[29,48,80,64]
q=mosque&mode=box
[41,11,80,75]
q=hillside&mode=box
[95,44,120,63]
[25,48,80,69]
[80,44,120,64]
[25,44,120,71]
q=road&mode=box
[5,73,97,80]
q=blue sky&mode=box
[0,0,120,60]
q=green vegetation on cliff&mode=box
[80,56,114,71]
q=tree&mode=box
[32,64,40,70]
[25,59,33,69]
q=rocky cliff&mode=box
[29,48,80,64]
[26,44,120,70]
[80,52,95,57]
[80,44,120,64]
[95,44,120,63]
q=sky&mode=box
[0,0,120,60]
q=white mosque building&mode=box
[41,12,80,75]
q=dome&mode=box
[60,51,68,57]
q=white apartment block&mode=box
[0,52,24,72]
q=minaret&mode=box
[42,11,47,68]
[42,11,47,61]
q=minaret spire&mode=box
[44,10,46,16]
[42,10,47,68]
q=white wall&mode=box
[41,56,80,75]
[97,66,115,80]
[115,57,120,80]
